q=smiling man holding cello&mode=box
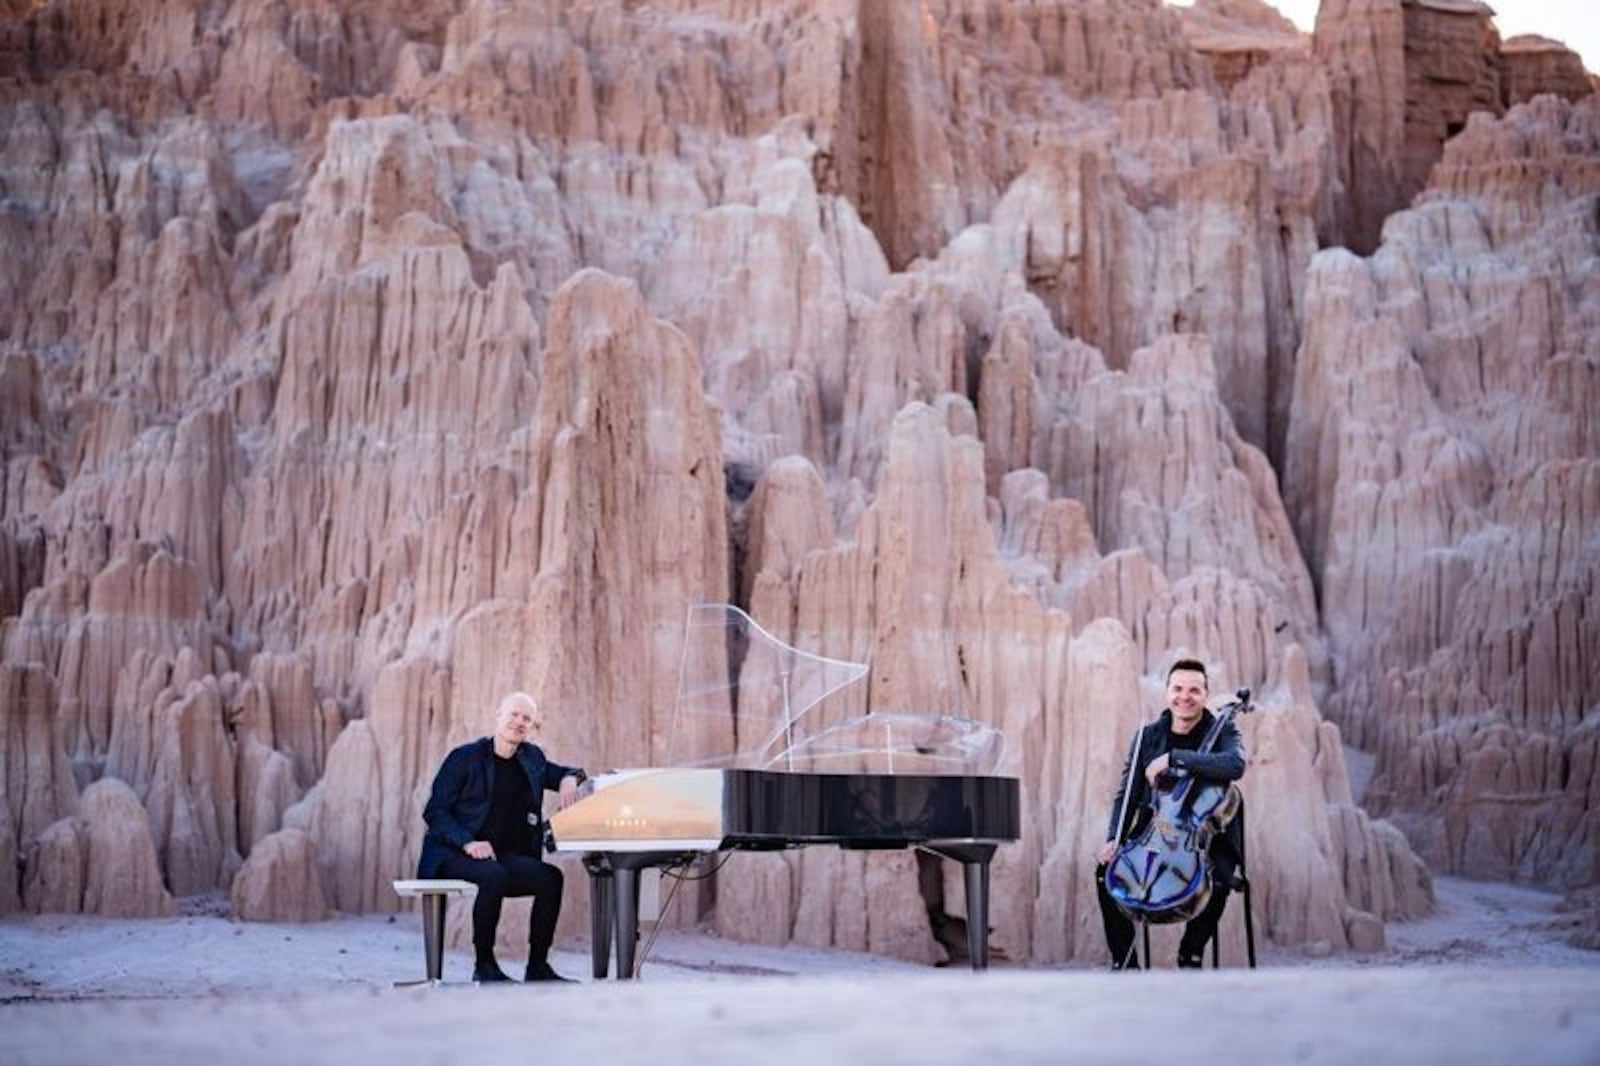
[1094,659,1249,970]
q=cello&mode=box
[1102,688,1252,925]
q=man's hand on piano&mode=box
[464,840,496,860]
[557,775,581,810]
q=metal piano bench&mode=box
[391,879,477,986]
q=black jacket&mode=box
[417,738,583,877]
[1105,708,1247,879]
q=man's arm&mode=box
[542,757,587,810]
[542,758,586,791]
[422,748,476,849]
[1168,720,1246,781]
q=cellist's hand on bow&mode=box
[1144,753,1171,787]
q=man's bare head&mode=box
[1165,659,1209,733]
[493,692,542,749]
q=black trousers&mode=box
[1095,862,1230,967]
[436,851,564,962]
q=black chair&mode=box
[1138,797,1256,969]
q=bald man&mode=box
[418,692,587,983]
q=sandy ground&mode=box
[1,875,1595,1065]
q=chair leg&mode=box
[1140,920,1150,970]
[1242,879,1257,969]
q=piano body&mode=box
[550,766,1021,978]
[550,604,1022,978]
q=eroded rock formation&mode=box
[1314,0,1593,253]
[1500,35,1594,106]
[231,826,327,922]
[1286,93,1600,887]
[0,0,1593,964]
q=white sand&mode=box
[1,876,1595,1065]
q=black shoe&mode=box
[1110,958,1141,972]
[1176,952,1205,969]
[473,961,513,983]
[524,960,575,983]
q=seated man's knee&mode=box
[477,863,512,897]
[521,861,563,898]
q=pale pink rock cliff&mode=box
[0,0,1593,963]
[1286,93,1600,887]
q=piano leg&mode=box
[587,851,697,980]
[928,843,999,971]
[613,864,640,980]
[962,856,993,971]
[585,857,614,980]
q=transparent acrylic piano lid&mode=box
[780,710,1005,775]
[667,603,868,769]
[665,603,1004,775]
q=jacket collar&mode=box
[473,736,542,789]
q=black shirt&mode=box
[1168,723,1207,758]
[481,754,535,856]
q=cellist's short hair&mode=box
[1167,659,1208,683]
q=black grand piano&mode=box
[551,765,1020,978]
[549,605,1022,979]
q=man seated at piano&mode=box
[418,691,587,983]
[1093,658,1247,970]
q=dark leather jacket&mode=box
[417,738,583,877]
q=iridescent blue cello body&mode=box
[1103,693,1250,925]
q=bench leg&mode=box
[422,892,446,981]
[395,892,452,987]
